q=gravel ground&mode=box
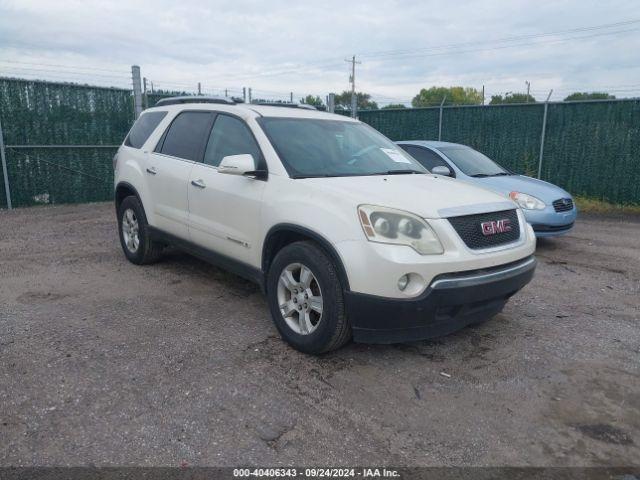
[0,203,638,467]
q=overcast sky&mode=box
[1,0,639,105]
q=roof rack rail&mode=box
[249,101,317,110]
[155,96,236,107]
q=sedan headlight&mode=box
[509,191,545,210]
[357,205,444,255]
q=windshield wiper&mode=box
[292,173,342,179]
[471,172,511,178]
[373,169,425,175]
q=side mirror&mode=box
[431,166,452,177]
[218,154,267,179]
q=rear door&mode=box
[146,111,215,239]
[188,113,266,266]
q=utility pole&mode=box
[248,88,252,103]
[290,92,293,103]
[345,55,361,118]
[481,85,485,105]
[197,82,201,95]
[525,81,531,101]
[243,87,246,102]
[225,89,228,97]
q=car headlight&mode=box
[357,205,444,255]
[509,191,546,210]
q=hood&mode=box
[469,174,572,203]
[300,174,515,219]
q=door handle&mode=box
[146,167,157,175]
[191,179,206,189]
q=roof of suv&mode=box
[145,99,357,122]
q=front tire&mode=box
[117,196,163,265]
[267,241,351,354]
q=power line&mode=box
[211,18,640,82]
[0,59,130,74]
[0,65,130,80]
[359,18,640,59]
[361,27,640,63]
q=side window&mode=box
[158,111,214,161]
[203,115,262,167]
[125,111,167,149]
[401,145,451,172]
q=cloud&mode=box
[0,0,638,104]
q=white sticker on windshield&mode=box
[380,148,412,164]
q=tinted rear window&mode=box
[158,111,214,161]
[125,111,167,149]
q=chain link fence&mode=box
[359,99,640,205]
[1,77,638,208]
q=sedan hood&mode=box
[300,174,515,219]
[470,174,572,203]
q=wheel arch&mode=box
[262,224,351,293]
[115,181,143,211]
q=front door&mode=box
[188,114,266,267]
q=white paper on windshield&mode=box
[380,148,412,164]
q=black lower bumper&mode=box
[345,256,536,344]
[532,222,574,233]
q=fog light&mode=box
[398,274,409,291]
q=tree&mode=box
[489,92,537,104]
[381,103,407,109]
[333,91,378,110]
[411,86,482,107]
[300,95,325,108]
[564,92,615,101]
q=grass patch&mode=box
[575,196,640,215]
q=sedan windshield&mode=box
[258,118,427,178]
[438,147,510,177]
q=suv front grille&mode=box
[447,209,520,250]
[552,198,574,212]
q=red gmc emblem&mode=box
[481,219,512,236]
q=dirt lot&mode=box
[0,202,638,466]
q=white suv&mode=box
[114,97,536,354]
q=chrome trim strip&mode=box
[431,257,536,290]
[438,201,516,218]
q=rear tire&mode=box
[117,196,163,265]
[267,241,351,354]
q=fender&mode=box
[262,223,351,292]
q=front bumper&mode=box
[523,205,577,238]
[345,256,536,343]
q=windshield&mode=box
[438,147,510,177]
[258,118,427,178]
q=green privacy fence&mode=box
[1,76,638,208]
[0,78,133,208]
[359,99,640,205]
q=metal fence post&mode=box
[438,95,447,141]
[537,89,553,179]
[131,65,143,119]
[0,117,12,209]
[328,93,335,113]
